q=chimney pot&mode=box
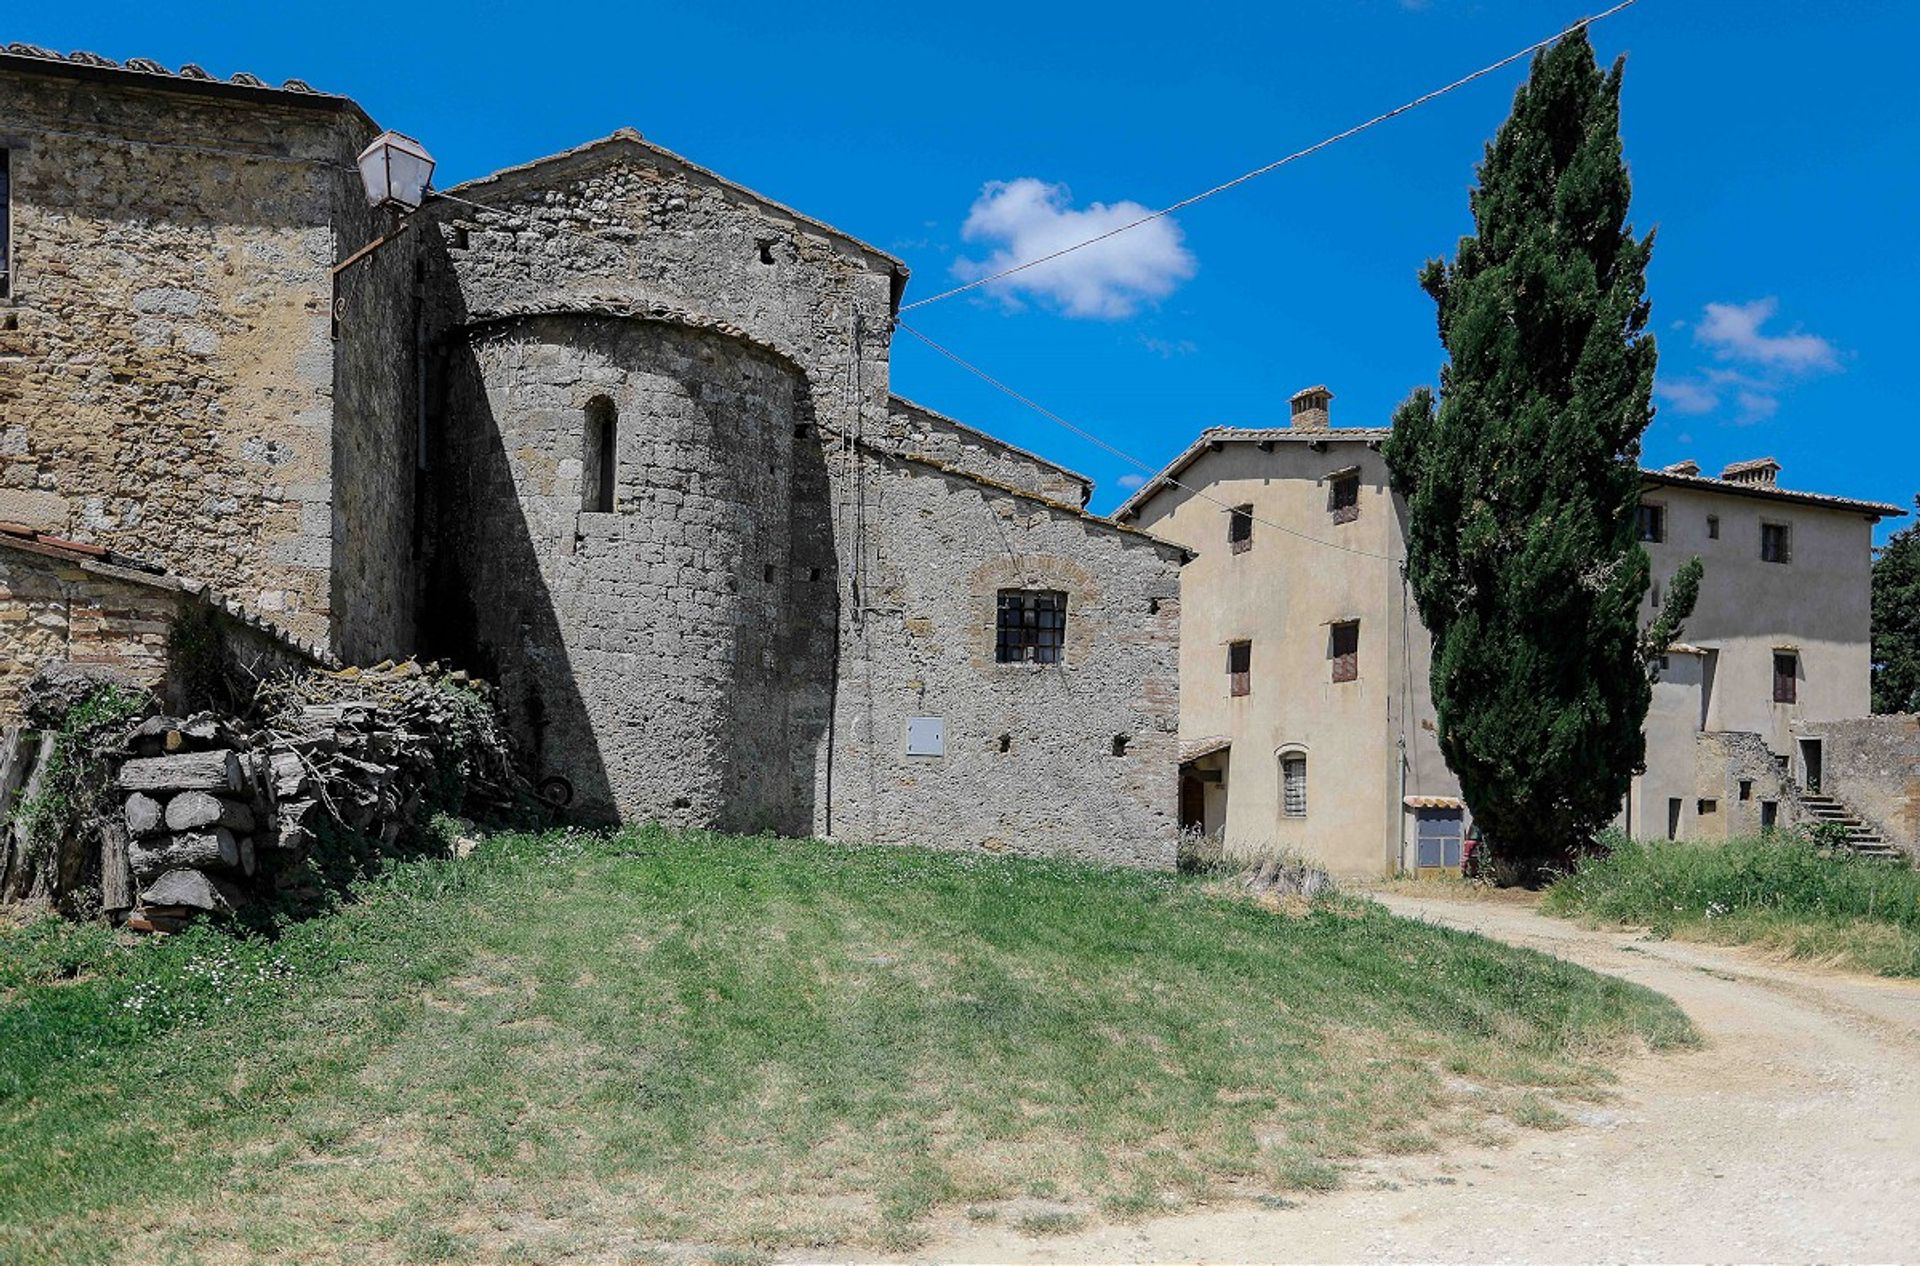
[1288,384,1333,430]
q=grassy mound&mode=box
[2,827,1690,1262]
[1545,835,1920,977]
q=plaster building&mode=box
[0,46,1187,867]
[1117,387,1910,875]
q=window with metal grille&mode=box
[1228,640,1251,697]
[582,395,616,512]
[1773,652,1797,704]
[1330,474,1360,524]
[1330,620,1359,683]
[1228,505,1253,554]
[1636,503,1665,543]
[1282,755,1307,817]
[0,149,10,300]
[996,589,1067,664]
[1761,522,1791,563]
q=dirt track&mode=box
[902,894,1920,1263]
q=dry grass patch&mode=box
[1,826,1691,1262]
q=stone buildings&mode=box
[0,47,1186,867]
[1117,388,1912,873]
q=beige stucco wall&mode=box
[1633,483,1881,832]
[1129,434,1457,876]
[1135,434,1890,870]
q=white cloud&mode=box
[1696,298,1839,372]
[952,179,1197,319]
[1656,298,1841,425]
[1116,473,1147,490]
[1140,335,1198,358]
[1654,377,1718,415]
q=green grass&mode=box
[1544,835,1920,977]
[1,826,1691,1263]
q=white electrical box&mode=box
[906,716,946,757]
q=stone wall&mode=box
[878,397,1092,506]
[0,61,377,649]
[329,211,421,663]
[0,537,327,719]
[827,448,1185,867]
[428,314,831,831]
[1793,715,1920,857]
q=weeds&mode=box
[1545,834,1920,976]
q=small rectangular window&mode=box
[1738,779,1753,801]
[1760,800,1778,832]
[996,589,1067,664]
[1636,503,1665,543]
[1667,798,1683,840]
[1330,620,1359,683]
[1697,798,1718,816]
[1706,514,1720,540]
[583,396,617,512]
[1228,640,1251,697]
[0,148,10,300]
[1772,652,1797,704]
[1329,474,1360,525]
[1761,522,1791,564]
[1282,756,1307,818]
[1228,505,1253,554]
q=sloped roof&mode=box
[443,129,907,278]
[1114,426,1907,523]
[0,525,336,667]
[1113,426,1392,521]
[887,395,1094,498]
[0,43,367,120]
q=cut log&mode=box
[270,799,318,852]
[269,751,309,799]
[138,868,242,912]
[117,750,242,794]
[163,790,256,833]
[100,820,133,912]
[124,792,165,837]
[127,828,240,879]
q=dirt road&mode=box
[904,894,1920,1262]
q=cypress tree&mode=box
[1383,29,1702,881]
[1872,498,1920,714]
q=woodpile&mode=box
[6,659,526,932]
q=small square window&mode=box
[1706,514,1720,540]
[1228,640,1251,697]
[1330,621,1359,683]
[1773,652,1798,704]
[1761,522,1792,564]
[1637,504,1666,543]
[996,590,1067,664]
[1228,505,1254,554]
[1697,798,1718,816]
[1329,474,1360,525]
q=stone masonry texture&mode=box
[3,64,1187,867]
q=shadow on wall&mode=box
[419,291,836,833]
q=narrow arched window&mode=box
[583,396,616,512]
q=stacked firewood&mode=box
[101,661,524,931]
[113,716,267,932]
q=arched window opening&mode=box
[583,396,617,513]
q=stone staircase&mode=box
[1798,793,1901,859]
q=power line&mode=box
[899,0,1640,313]
[895,321,1398,562]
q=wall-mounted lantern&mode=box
[355,131,436,212]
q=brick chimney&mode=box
[1720,457,1781,486]
[1288,384,1333,430]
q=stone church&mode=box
[0,46,1187,867]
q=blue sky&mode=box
[29,2,1919,534]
